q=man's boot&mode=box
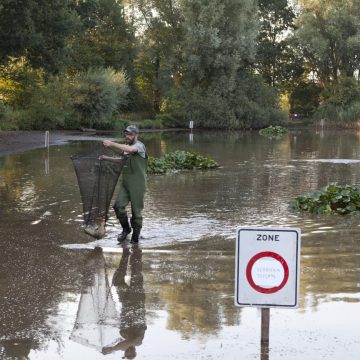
[117,216,131,242]
[130,226,141,243]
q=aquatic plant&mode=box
[148,151,219,174]
[291,184,360,215]
[259,125,288,139]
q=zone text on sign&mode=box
[257,234,279,241]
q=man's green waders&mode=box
[113,151,147,233]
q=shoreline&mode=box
[0,130,109,157]
[0,128,188,157]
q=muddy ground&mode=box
[0,130,108,156]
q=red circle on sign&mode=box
[246,251,289,294]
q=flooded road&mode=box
[0,129,359,359]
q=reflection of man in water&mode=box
[70,247,121,351]
[102,245,147,359]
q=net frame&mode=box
[71,145,127,236]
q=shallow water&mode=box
[0,129,359,359]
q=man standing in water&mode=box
[103,125,147,243]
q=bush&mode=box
[289,81,322,116]
[139,119,164,129]
[315,101,360,124]
[147,151,219,174]
[0,103,19,130]
[113,118,130,131]
[155,113,180,128]
[291,184,360,215]
[177,72,287,129]
[259,125,288,139]
[0,57,44,108]
[72,68,130,129]
[24,77,75,130]
[313,77,360,125]
[159,93,187,127]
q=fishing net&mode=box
[71,143,127,238]
[70,247,122,351]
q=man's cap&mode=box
[124,125,139,134]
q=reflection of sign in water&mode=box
[246,252,289,294]
[235,227,300,308]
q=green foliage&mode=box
[0,107,30,130]
[132,0,183,112]
[175,0,287,129]
[289,81,322,116]
[0,0,79,73]
[256,0,301,90]
[139,119,164,129]
[71,0,135,73]
[291,184,360,215]
[147,151,219,174]
[155,113,183,128]
[181,0,257,85]
[259,125,288,139]
[320,77,360,107]
[72,68,130,129]
[295,0,360,84]
[315,102,360,125]
[291,0,360,120]
[2,0,359,131]
[0,103,18,130]
[0,68,130,130]
[0,57,45,107]
[117,113,183,131]
[113,119,130,132]
[179,72,287,129]
[1,72,76,130]
[314,77,360,124]
[23,76,75,130]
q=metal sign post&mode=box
[261,308,270,360]
[235,227,301,358]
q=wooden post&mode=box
[260,308,270,360]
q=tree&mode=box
[256,0,303,90]
[0,0,79,73]
[295,0,360,85]
[292,0,360,122]
[71,0,135,72]
[126,0,183,112]
[175,0,286,128]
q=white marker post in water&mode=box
[235,227,301,359]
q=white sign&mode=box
[235,227,301,308]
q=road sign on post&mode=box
[235,227,301,308]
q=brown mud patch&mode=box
[0,130,108,156]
